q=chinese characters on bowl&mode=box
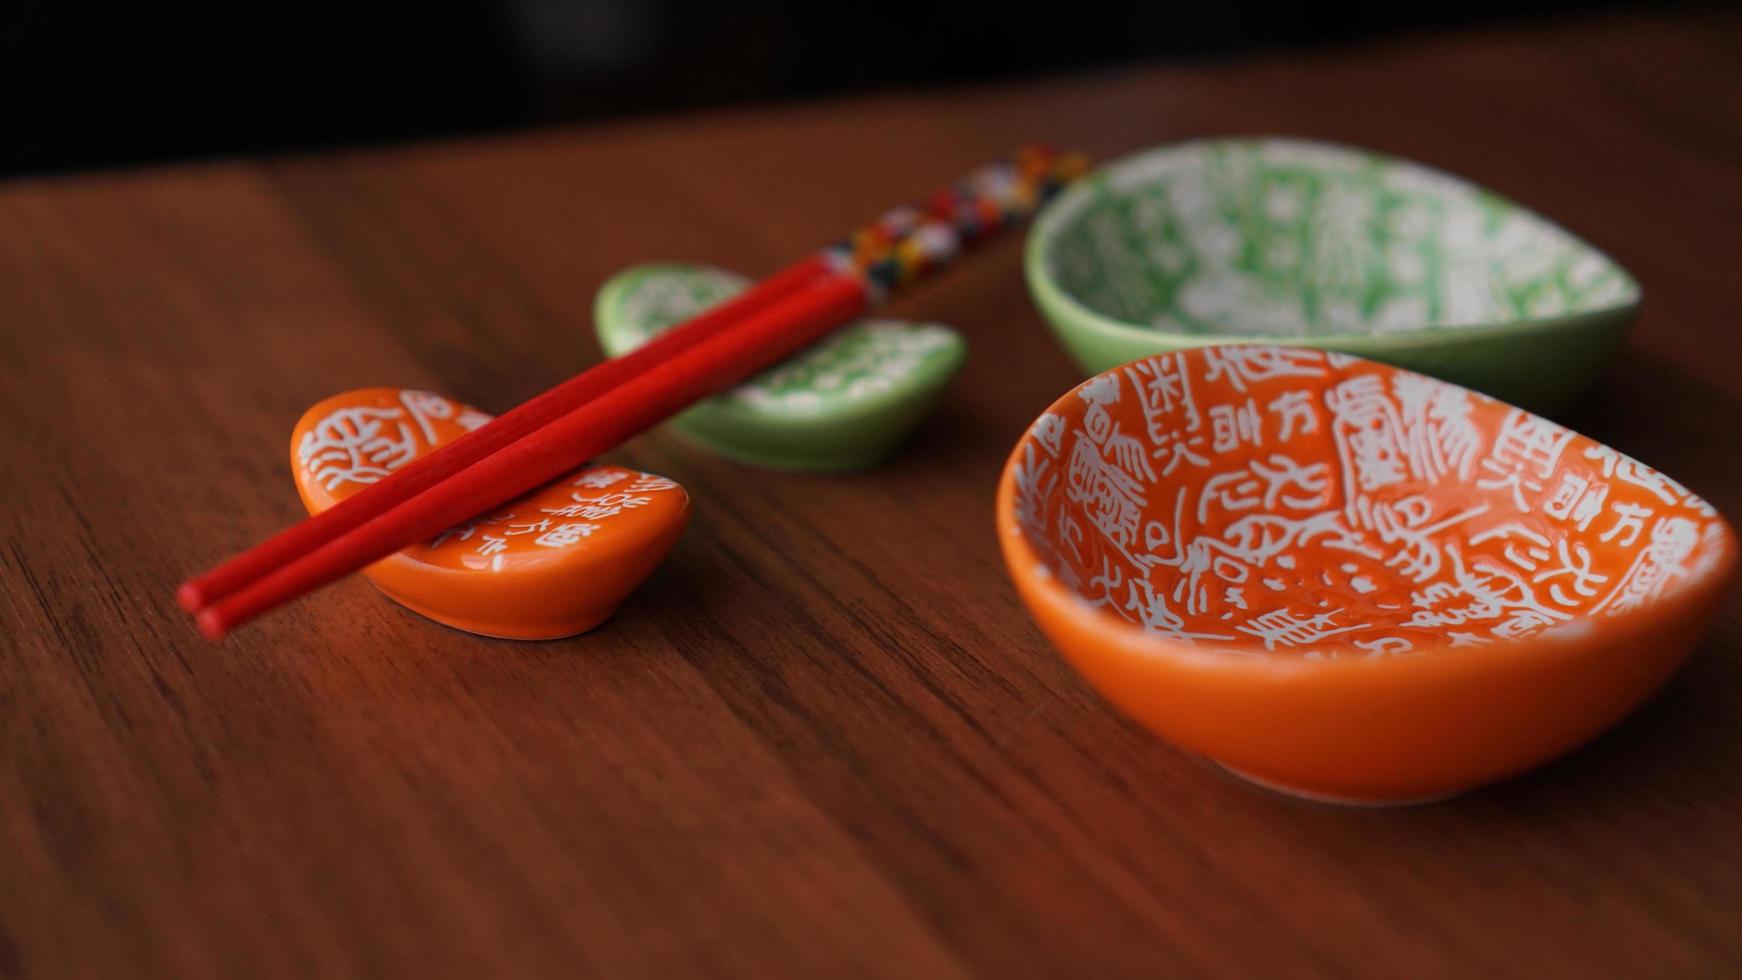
[292,388,690,639]
[997,346,1734,803]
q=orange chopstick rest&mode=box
[291,387,690,639]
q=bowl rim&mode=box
[994,345,1738,674]
[1023,136,1644,356]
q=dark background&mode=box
[0,0,1688,178]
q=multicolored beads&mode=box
[826,145,1090,299]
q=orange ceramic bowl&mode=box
[996,346,1736,803]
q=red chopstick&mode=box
[182,147,1091,638]
[177,253,833,614]
[195,271,870,638]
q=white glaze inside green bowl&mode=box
[1036,138,1638,338]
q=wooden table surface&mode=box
[5,10,1741,977]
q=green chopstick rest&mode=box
[594,262,968,471]
[1025,137,1641,412]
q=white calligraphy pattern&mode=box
[1013,347,1729,657]
[297,389,686,573]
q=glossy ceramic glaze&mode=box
[291,388,690,639]
[1025,138,1641,411]
[595,262,967,470]
[997,346,1734,802]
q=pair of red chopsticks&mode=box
[178,146,1090,639]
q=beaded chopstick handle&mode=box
[827,146,1091,299]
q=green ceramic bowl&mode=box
[595,263,967,471]
[1025,138,1641,412]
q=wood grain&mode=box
[4,10,1742,977]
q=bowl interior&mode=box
[1007,346,1730,658]
[1035,138,1638,339]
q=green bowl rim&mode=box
[1023,136,1643,356]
